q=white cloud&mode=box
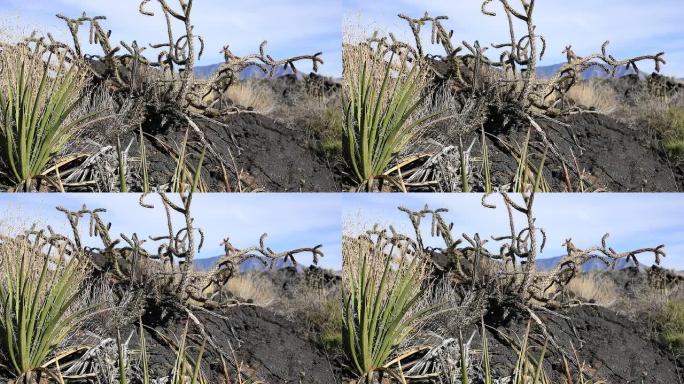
[344,0,684,77]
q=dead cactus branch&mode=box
[197,235,324,304]
[7,193,324,311]
[360,2,666,115]
[362,192,667,307]
[23,1,325,117]
[139,0,202,104]
[191,41,323,116]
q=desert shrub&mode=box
[276,277,343,352]
[319,295,343,350]
[661,300,684,353]
[0,238,90,380]
[566,81,618,114]
[566,273,619,306]
[661,106,684,162]
[342,44,437,186]
[320,104,343,158]
[0,46,96,188]
[342,236,431,380]
[225,81,275,114]
[224,273,276,306]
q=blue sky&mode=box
[0,0,342,76]
[343,193,684,271]
[344,0,684,77]
[0,193,342,270]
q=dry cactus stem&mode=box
[367,192,666,307]
[21,192,324,310]
[192,234,324,307]
[33,1,324,117]
[363,1,666,115]
[138,0,203,104]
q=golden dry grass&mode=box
[224,273,276,306]
[566,81,618,114]
[224,81,275,114]
[567,273,619,306]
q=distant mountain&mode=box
[535,63,641,80]
[536,256,640,272]
[193,255,302,273]
[193,63,301,80]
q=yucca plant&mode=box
[342,240,431,381]
[0,239,88,380]
[343,46,439,187]
[0,47,96,188]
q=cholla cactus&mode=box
[361,1,666,116]
[10,193,325,311]
[22,0,324,117]
[359,192,666,307]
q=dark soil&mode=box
[404,73,684,193]
[138,111,339,192]
[483,112,683,192]
[484,306,682,383]
[414,109,683,192]
[139,305,342,383]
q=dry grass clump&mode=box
[566,273,619,306]
[273,87,343,160]
[661,299,684,353]
[566,81,618,114]
[615,80,684,164]
[224,81,276,114]
[661,106,684,162]
[76,277,143,335]
[224,273,276,306]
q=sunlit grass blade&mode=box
[481,128,491,194]
[139,126,149,193]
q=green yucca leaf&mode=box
[170,321,206,384]
[342,242,431,378]
[139,127,150,194]
[482,128,492,194]
[343,51,441,185]
[482,319,492,384]
[117,329,128,384]
[0,243,88,378]
[139,318,150,384]
[0,48,97,186]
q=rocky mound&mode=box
[141,112,339,192]
[485,306,681,383]
[140,305,341,383]
[484,112,682,191]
